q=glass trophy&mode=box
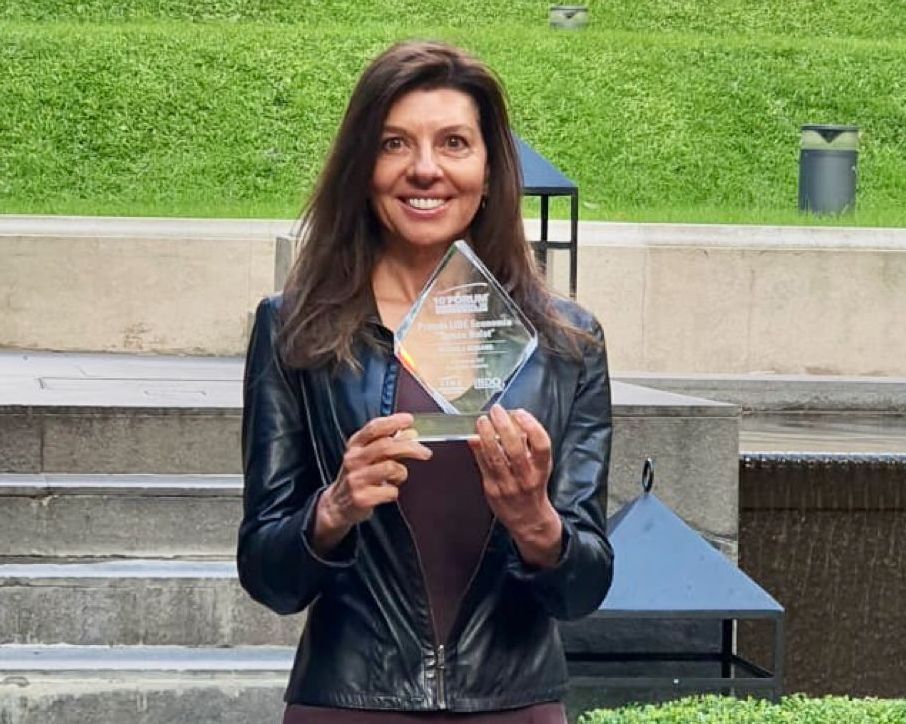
[394,240,538,441]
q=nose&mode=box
[407,143,442,185]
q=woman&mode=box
[239,41,614,722]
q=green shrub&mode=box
[580,694,906,723]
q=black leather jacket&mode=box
[238,294,614,712]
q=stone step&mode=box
[0,645,610,723]
[0,350,242,474]
[0,643,295,672]
[0,559,303,647]
[0,404,242,475]
[0,351,741,532]
[0,474,242,559]
[0,647,618,723]
[0,644,291,724]
[0,350,743,559]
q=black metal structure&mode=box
[562,460,784,710]
[514,134,579,297]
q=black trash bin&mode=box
[798,124,859,214]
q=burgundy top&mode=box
[395,368,495,644]
[284,370,565,724]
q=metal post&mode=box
[721,619,733,680]
[535,195,550,272]
[569,190,579,297]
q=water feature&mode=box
[738,412,906,697]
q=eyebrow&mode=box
[381,124,478,135]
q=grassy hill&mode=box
[1,1,904,224]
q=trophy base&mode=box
[411,412,483,442]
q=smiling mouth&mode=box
[405,197,448,210]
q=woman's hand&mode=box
[467,404,563,569]
[313,413,432,555]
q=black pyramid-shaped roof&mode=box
[513,134,577,194]
[598,479,783,619]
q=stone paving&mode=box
[0,348,729,414]
[0,349,242,408]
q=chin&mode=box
[400,232,464,250]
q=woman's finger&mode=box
[468,435,513,505]
[329,459,406,524]
[513,409,553,470]
[476,414,517,492]
[346,413,414,449]
[466,436,494,486]
[349,481,401,511]
[345,460,409,490]
[345,434,432,469]
[488,404,532,479]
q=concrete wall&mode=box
[3,216,904,376]
[544,221,906,376]
[608,382,739,559]
[0,217,281,356]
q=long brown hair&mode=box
[280,40,587,370]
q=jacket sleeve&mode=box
[507,318,614,620]
[237,297,359,616]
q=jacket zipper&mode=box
[431,521,495,710]
[389,359,448,710]
[397,496,448,709]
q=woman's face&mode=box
[371,87,488,254]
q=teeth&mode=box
[406,198,445,210]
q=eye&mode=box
[380,136,406,153]
[444,134,469,150]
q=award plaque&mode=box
[394,240,538,441]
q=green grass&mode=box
[2,5,905,224]
[581,695,906,723]
[3,1,906,40]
